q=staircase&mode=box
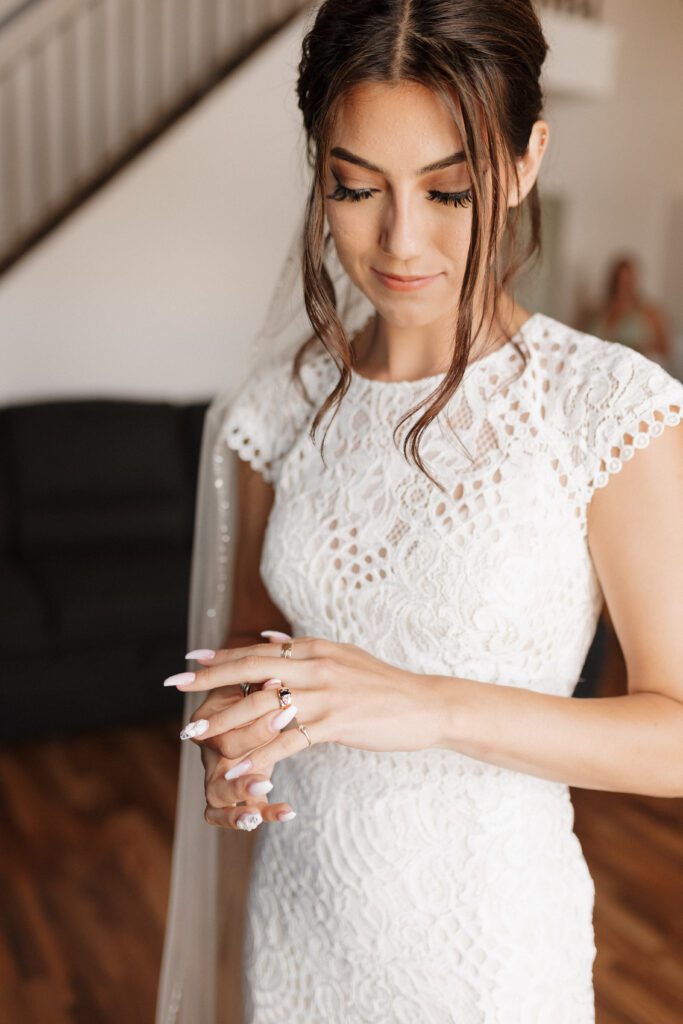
[0,0,309,275]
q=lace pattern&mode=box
[218,313,683,1022]
[223,314,683,522]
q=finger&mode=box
[193,690,244,723]
[168,647,319,693]
[215,704,305,759]
[206,771,275,809]
[185,633,295,667]
[179,635,324,682]
[204,800,297,830]
[221,722,312,780]
[180,688,303,743]
[184,631,291,667]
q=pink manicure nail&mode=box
[277,810,297,822]
[261,630,292,641]
[185,649,215,660]
[224,759,252,781]
[247,779,273,796]
[262,678,283,689]
[236,811,262,831]
[270,704,298,731]
[163,671,195,687]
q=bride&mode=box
[156,1,683,1021]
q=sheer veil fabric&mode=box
[154,205,374,1023]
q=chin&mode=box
[368,300,445,329]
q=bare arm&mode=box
[644,305,672,360]
[223,454,292,645]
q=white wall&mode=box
[1,0,682,404]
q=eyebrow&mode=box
[330,146,466,177]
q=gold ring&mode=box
[280,641,293,658]
[297,722,312,747]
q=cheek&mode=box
[325,202,374,257]
[436,208,472,260]
[326,199,474,273]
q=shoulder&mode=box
[528,313,683,493]
[523,311,649,387]
[220,340,333,484]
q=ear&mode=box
[507,120,549,208]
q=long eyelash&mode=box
[326,180,473,209]
[427,189,473,209]
[327,183,376,203]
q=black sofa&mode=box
[0,396,210,745]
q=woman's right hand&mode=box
[195,682,297,831]
[200,736,296,831]
[185,632,297,830]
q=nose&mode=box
[378,193,422,263]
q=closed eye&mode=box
[326,176,473,209]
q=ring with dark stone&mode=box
[277,687,292,708]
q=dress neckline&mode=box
[347,311,541,392]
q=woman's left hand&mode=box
[169,634,447,777]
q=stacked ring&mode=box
[239,642,311,748]
[280,641,312,747]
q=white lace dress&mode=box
[221,312,683,1024]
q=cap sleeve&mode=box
[574,341,683,500]
[220,348,316,485]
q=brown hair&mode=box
[605,255,637,303]
[291,0,549,490]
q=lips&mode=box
[374,270,438,281]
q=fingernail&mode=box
[224,759,252,781]
[270,704,298,731]
[185,649,215,660]
[262,677,282,689]
[179,719,209,740]
[236,812,262,831]
[260,630,292,640]
[247,779,273,796]
[277,810,297,822]
[164,672,195,687]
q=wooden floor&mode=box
[0,624,681,1023]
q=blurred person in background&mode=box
[585,254,672,365]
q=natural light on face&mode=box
[324,80,476,331]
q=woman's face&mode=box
[324,80,477,330]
